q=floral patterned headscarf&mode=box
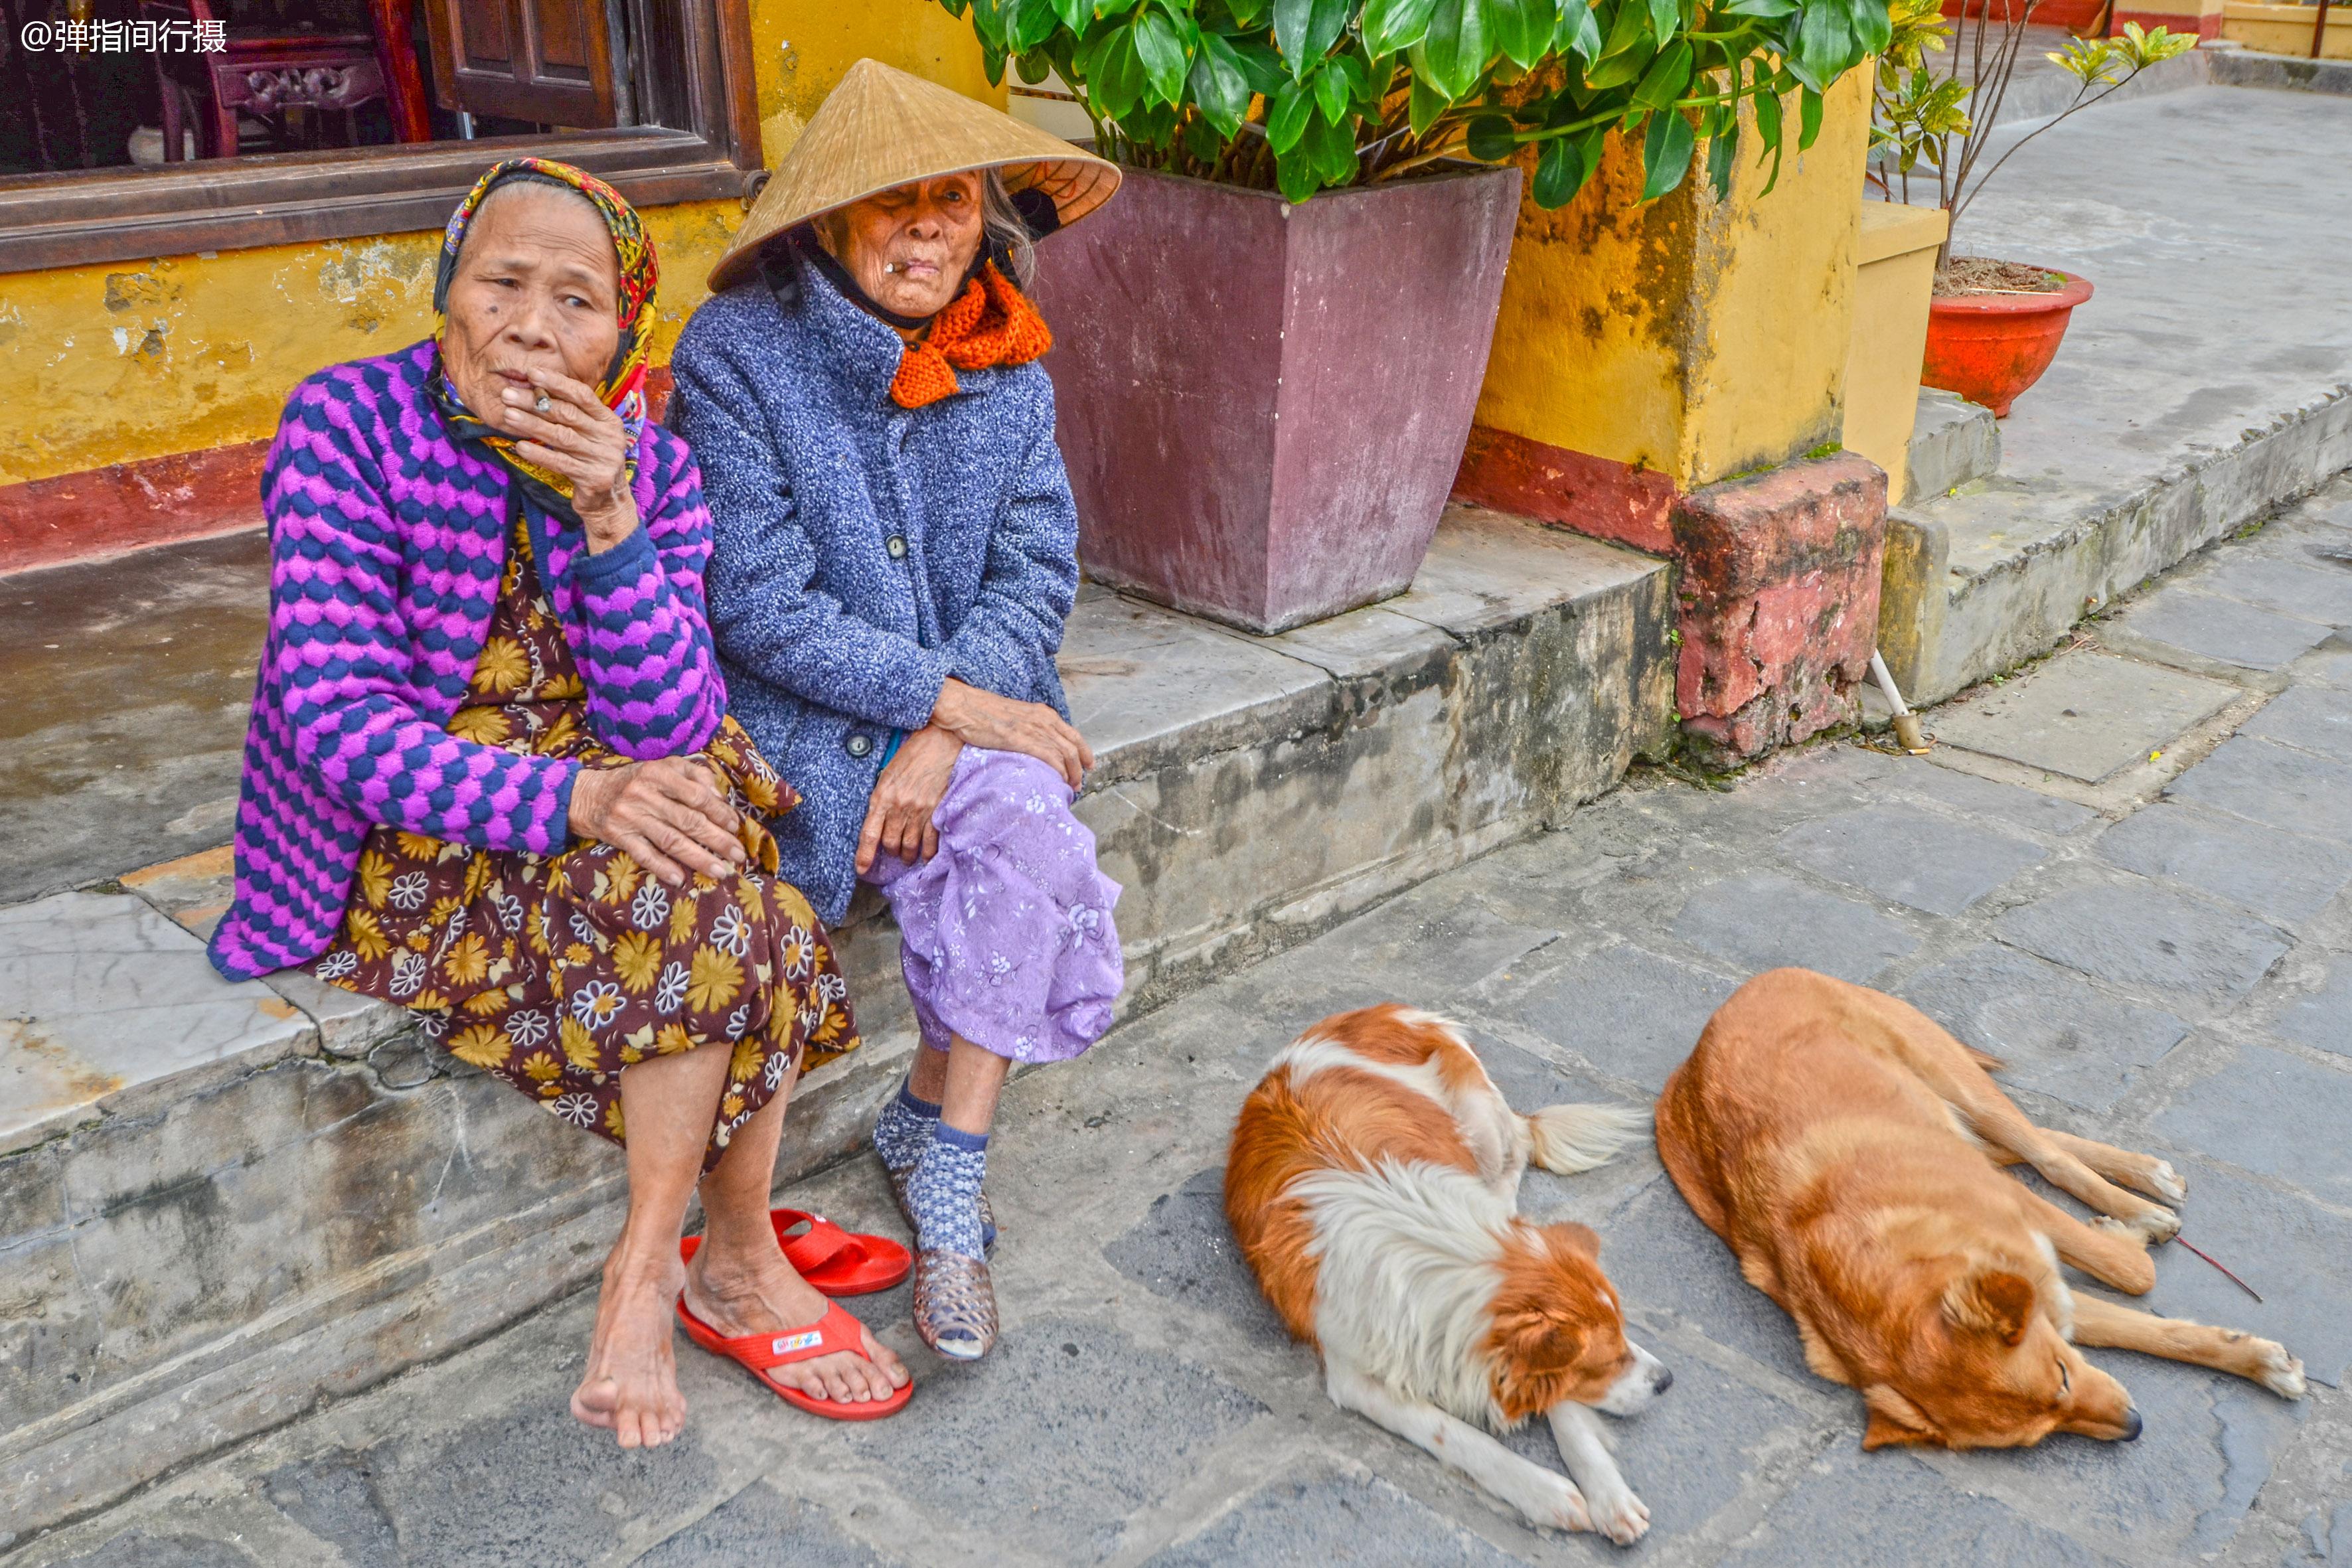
[430,157,659,518]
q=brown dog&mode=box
[1656,969,2306,1450]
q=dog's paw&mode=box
[2253,1340,2307,1400]
[2146,1160,2187,1206]
[1509,1471,1591,1535]
[2126,1204,2181,1245]
[1584,1482,1651,1546]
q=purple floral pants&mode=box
[861,746,1123,1062]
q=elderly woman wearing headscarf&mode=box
[670,62,1126,1362]
[208,158,912,1447]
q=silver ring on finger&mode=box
[534,392,552,414]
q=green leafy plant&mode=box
[1869,3,2193,264]
[935,0,1897,208]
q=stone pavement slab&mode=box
[633,1487,893,1568]
[1483,943,1740,1093]
[2111,589,2337,673]
[2094,803,2352,929]
[1102,1165,1290,1347]
[1928,652,2240,782]
[1899,944,2189,1114]
[2268,956,2352,1059]
[1140,1468,1527,1567]
[1719,1445,2122,1567]
[2192,554,2352,630]
[843,1320,1264,1563]
[1668,872,1919,986]
[1880,761,2102,838]
[2154,1042,2352,1206]
[2138,1156,2352,1391]
[2241,681,2352,765]
[1992,877,2292,1004]
[2165,735,2352,842]
[1778,802,2047,917]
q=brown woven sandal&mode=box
[912,1248,998,1362]
[888,1162,996,1254]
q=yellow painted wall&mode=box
[1472,69,1870,492]
[751,0,1008,167]
[0,0,995,489]
[2221,2,2351,56]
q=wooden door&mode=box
[424,0,632,128]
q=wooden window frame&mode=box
[0,0,760,276]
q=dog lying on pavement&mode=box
[1656,968,2306,1450]
[1225,1005,1668,1543]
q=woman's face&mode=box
[826,173,986,324]
[441,183,621,418]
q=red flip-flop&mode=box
[680,1208,910,1296]
[674,1295,912,1421]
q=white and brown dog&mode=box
[1225,1005,1668,1543]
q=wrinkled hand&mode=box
[856,724,962,874]
[931,678,1093,789]
[569,757,746,888]
[494,367,638,554]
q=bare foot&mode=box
[572,1249,689,1449]
[685,1233,910,1406]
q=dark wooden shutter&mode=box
[424,0,633,128]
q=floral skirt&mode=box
[315,732,859,1171]
[862,746,1123,1063]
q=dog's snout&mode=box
[1652,1365,1673,1395]
[2118,1407,2143,1442]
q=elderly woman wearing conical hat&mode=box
[670,62,1125,1366]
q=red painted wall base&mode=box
[2,365,683,580]
[1,441,269,578]
[1450,425,1680,555]
[2107,7,2220,36]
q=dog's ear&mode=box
[1551,1221,1601,1259]
[1942,1267,2036,1347]
[1861,1385,1940,1449]
[1494,1296,1587,1367]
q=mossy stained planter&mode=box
[1029,162,1522,635]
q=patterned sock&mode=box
[873,1078,942,1174]
[906,1123,989,1259]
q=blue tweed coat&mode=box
[669,252,1079,925]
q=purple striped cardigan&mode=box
[208,341,726,980]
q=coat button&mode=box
[846,733,874,759]
[885,534,908,560]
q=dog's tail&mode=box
[1524,1103,1649,1174]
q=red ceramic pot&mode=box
[1921,270,2094,418]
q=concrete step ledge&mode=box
[1881,383,2352,704]
[1904,390,2003,505]
[2207,45,2352,96]
[0,505,1674,1541]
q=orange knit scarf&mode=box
[890,262,1054,410]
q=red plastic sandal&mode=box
[680,1208,910,1296]
[674,1295,913,1421]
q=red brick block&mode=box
[1671,454,1887,765]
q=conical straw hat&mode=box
[709,57,1121,293]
